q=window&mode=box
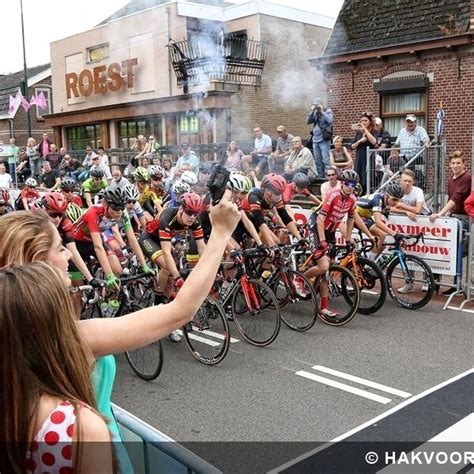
[87,43,109,63]
[381,93,427,137]
[179,115,200,134]
[34,87,52,119]
[118,120,147,148]
[66,124,101,151]
[224,30,247,59]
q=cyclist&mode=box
[139,193,206,325]
[242,173,302,245]
[283,172,321,216]
[0,188,13,215]
[71,187,154,291]
[16,178,40,210]
[59,177,83,206]
[304,169,359,318]
[162,180,191,209]
[82,168,108,208]
[141,165,163,216]
[356,181,404,258]
[124,183,147,230]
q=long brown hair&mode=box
[0,211,54,268]
[0,263,97,471]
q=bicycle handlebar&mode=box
[119,272,150,283]
[70,285,94,294]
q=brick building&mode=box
[0,64,52,146]
[310,0,473,164]
[46,0,332,152]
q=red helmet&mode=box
[43,191,68,213]
[261,173,287,194]
[180,192,203,213]
[0,187,10,204]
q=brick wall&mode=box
[1,77,53,147]
[229,15,331,147]
[320,48,474,171]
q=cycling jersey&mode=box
[66,194,83,207]
[58,216,75,245]
[138,185,160,208]
[145,207,204,242]
[317,189,356,232]
[283,182,310,204]
[82,178,108,195]
[242,189,293,230]
[356,193,385,219]
[16,188,40,209]
[71,204,131,242]
[126,201,145,220]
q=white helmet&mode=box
[173,180,191,195]
[228,173,248,193]
[25,178,38,187]
[181,170,198,186]
[124,184,139,201]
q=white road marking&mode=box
[271,369,474,473]
[295,370,392,404]
[176,329,239,345]
[312,365,412,398]
[201,329,239,343]
[446,305,474,314]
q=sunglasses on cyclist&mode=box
[182,208,198,217]
[127,199,136,204]
[48,212,65,219]
[343,180,357,188]
[326,173,336,177]
[151,176,162,181]
[109,203,125,211]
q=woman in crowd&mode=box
[330,135,353,170]
[225,140,244,171]
[0,194,239,468]
[161,156,174,181]
[350,112,377,192]
[0,262,113,473]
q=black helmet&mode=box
[90,168,104,179]
[293,172,310,188]
[340,169,359,183]
[60,177,76,191]
[103,187,127,206]
[385,181,404,199]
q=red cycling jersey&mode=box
[71,205,118,242]
[318,189,356,232]
[283,183,310,204]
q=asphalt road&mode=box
[112,295,473,472]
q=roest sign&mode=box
[65,58,138,98]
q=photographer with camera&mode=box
[306,101,333,177]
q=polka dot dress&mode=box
[26,400,86,473]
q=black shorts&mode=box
[232,221,248,245]
[138,231,163,262]
[308,212,336,252]
[69,240,96,273]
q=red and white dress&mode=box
[26,400,85,473]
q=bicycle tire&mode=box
[314,264,360,326]
[386,254,435,310]
[231,278,281,346]
[347,257,387,315]
[273,269,318,332]
[118,302,164,381]
[182,296,230,365]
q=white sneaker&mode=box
[168,330,182,343]
[320,308,338,318]
[397,283,415,294]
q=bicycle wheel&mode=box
[314,264,360,326]
[272,270,318,331]
[80,301,102,320]
[120,303,164,381]
[386,254,435,310]
[231,278,281,346]
[182,296,230,365]
[347,257,387,315]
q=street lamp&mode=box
[20,0,32,137]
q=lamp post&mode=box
[20,0,32,137]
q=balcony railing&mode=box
[168,35,270,88]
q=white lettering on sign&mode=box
[291,207,460,276]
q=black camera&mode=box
[207,164,230,205]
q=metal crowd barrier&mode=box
[457,217,474,311]
[366,143,446,213]
[112,403,221,474]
